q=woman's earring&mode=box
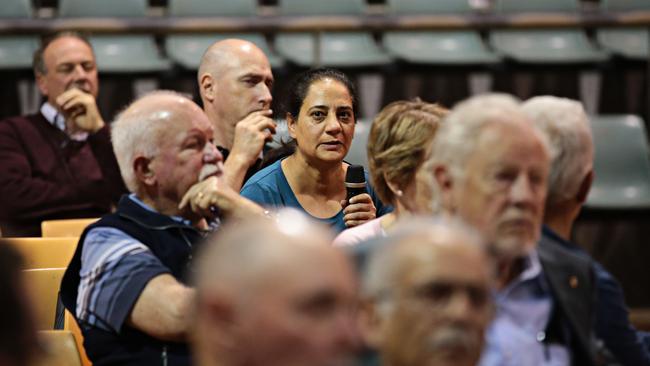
[396,190,403,197]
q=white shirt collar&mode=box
[40,102,88,141]
[40,102,65,131]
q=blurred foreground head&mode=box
[0,244,39,366]
[359,217,494,366]
[192,209,359,366]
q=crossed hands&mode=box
[56,88,105,134]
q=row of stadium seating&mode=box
[1,0,648,71]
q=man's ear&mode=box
[287,113,297,139]
[357,299,384,350]
[434,164,455,211]
[134,156,156,187]
[35,72,48,97]
[200,73,216,102]
[198,293,238,349]
[576,169,594,204]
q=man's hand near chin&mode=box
[56,88,105,135]
[179,176,265,222]
[223,109,276,191]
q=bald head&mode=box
[198,39,273,148]
[360,217,493,366]
[193,209,358,366]
[112,90,207,192]
[198,39,269,82]
[195,209,341,297]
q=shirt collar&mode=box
[497,248,546,298]
[128,193,193,227]
[40,102,89,141]
[40,102,65,131]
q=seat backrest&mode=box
[386,0,475,14]
[495,0,580,13]
[168,0,257,16]
[6,237,78,269]
[278,0,364,15]
[23,268,66,330]
[58,0,147,17]
[64,311,92,366]
[601,0,650,11]
[36,330,83,366]
[42,218,98,238]
[0,0,31,18]
[587,115,650,208]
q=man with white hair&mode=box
[198,39,275,190]
[192,209,359,366]
[523,96,650,366]
[433,93,600,365]
[357,217,494,366]
[61,91,264,366]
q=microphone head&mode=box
[345,165,366,184]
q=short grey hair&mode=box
[111,90,192,192]
[522,96,593,206]
[360,216,488,312]
[33,31,93,76]
[432,94,526,180]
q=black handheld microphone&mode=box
[345,165,368,202]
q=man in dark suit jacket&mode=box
[523,96,650,366]
[0,31,126,236]
[433,94,600,365]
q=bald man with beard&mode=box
[198,39,276,191]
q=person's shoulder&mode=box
[242,159,284,189]
[0,114,40,130]
[539,237,593,270]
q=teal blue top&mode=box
[241,159,392,233]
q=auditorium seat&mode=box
[6,237,77,269]
[585,115,650,209]
[165,0,284,70]
[36,330,83,366]
[41,218,98,238]
[490,0,607,63]
[597,28,648,60]
[597,0,650,61]
[58,0,170,73]
[274,0,392,67]
[601,0,650,11]
[23,268,66,330]
[64,310,92,366]
[383,0,500,65]
[0,0,38,69]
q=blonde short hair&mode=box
[368,99,448,205]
